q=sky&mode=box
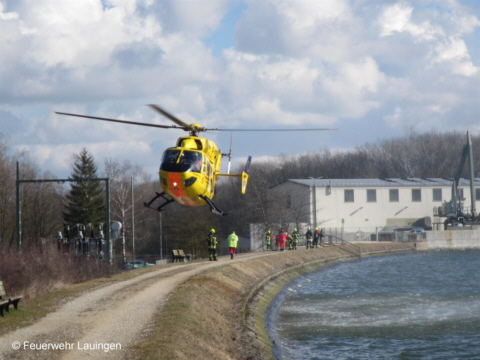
[1,0,480,179]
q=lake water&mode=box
[267,250,480,360]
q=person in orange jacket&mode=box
[276,229,287,251]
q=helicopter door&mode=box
[208,160,213,195]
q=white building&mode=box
[266,178,480,238]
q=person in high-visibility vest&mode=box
[207,229,218,261]
[228,231,238,259]
[292,228,299,250]
[286,232,293,250]
[265,230,272,251]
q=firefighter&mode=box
[313,227,320,248]
[286,232,293,250]
[265,230,272,251]
[292,228,299,250]
[228,231,238,259]
[305,228,313,249]
[207,229,218,261]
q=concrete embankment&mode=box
[426,229,480,249]
[135,242,418,360]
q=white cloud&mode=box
[433,36,478,76]
[0,3,18,20]
[236,0,356,61]
[384,107,404,128]
[1,0,480,178]
[379,3,444,41]
[378,2,479,77]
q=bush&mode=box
[0,242,121,299]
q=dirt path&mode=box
[0,252,274,360]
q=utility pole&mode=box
[159,211,163,261]
[131,177,135,262]
[16,162,21,253]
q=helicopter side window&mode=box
[164,150,179,163]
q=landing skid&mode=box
[200,195,228,216]
[144,192,175,212]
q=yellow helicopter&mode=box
[56,105,335,215]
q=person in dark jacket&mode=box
[305,228,313,249]
[207,229,218,261]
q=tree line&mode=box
[1,130,478,260]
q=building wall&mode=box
[269,180,479,233]
[317,185,450,230]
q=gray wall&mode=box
[426,228,480,249]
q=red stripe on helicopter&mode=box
[168,173,196,206]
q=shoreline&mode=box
[243,242,419,360]
[133,242,419,359]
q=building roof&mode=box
[286,178,480,188]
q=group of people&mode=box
[206,229,239,261]
[265,228,300,251]
[265,227,326,251]
[206,226,327,261]
[304,227,326,248]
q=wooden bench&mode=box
[171,249,181,262]
[0,281,22,314]
[178,249,187,262]
[0,300,9,317]
[172,249,189,262]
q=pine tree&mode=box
[63,148,106,229]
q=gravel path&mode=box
[0,252,272,360]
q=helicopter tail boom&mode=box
[218,156,252,194]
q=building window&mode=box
[433,188,442,202]
[459,188,464,200]
[344,189,354,202]
[412,189,421,202]
[367,189,376,202]
[389,189,399,202]
[476,188,480,201]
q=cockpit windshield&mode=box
[160,149,202,173]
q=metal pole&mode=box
[105,179,111,264]
[159,211,163,261]
[16,161,21,253]
[313,182,317,229]
[467,132,476,217]
[131,177,135,262]
[122,228,126,264]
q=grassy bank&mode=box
[131,242,417,360]
[0,263,168,335]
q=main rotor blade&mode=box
[148,104,192,129]
[55,112,184,130]
[210,128,339,131]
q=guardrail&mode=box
[327,234,362,257]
